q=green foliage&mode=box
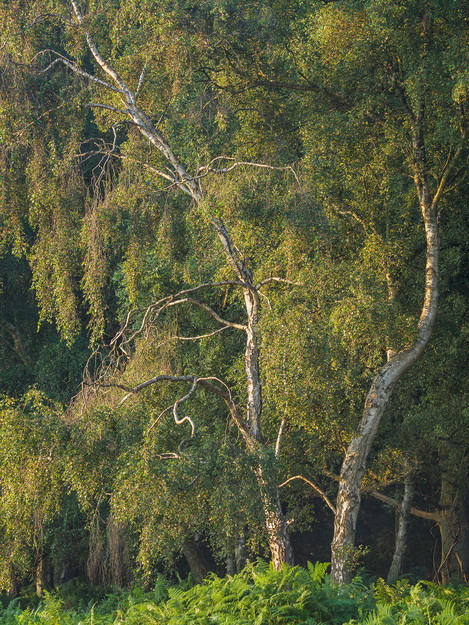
[0,390,66,590]
[351,578,469,625]
[0,562,374,625]
[6,565,469,625]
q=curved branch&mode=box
[35,52,123,93]
[172,377,198,437]
[368,490,437,521]
[166,297,246,330]
[111,281,249,348]
[279,475,337,515]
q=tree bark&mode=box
[212,218,293,568]
[435,440,469,584]
[387,472,412,584]
[182,538,211,584]
[331,123,443,584]
[55,2,295,570]
[235,534,248,572]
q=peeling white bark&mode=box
[58,1,293,569]
[330,122,467,584]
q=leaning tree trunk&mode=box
[330,124,444,584]
[331,115,467,584]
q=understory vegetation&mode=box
[2,562,469,625]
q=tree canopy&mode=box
[0,0,468,593]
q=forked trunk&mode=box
[58,6,294,571]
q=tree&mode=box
[22,0,302,569]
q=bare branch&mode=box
[172,326,231,341]
[108,152,181,187]
[96,374,195,394]
[135,64,147,100]
[368,489,437,521]
[35,52,124,93]
[275,418,285,460]
[111,281,249,349]
[70,0,130,96]
[279,475,337,515]
[146,405,174,433]
[255,276,302,290]
[172,377,198,437]
[166,297,247,331]
[28,13,78,28]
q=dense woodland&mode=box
[0,0,468,599]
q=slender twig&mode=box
[35,51,123,93]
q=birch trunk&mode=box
[435,441,469,584]
[259,473,294,568]
[182,538,211,583]
[387,473,412,584]
[212,219,293,568]
[330,123,443,584]
[55,3,294,569]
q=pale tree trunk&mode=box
[258,473,293,567]
[213,219,293,569]
[57,2,293,570]
[331,202,439,582]
[330,115,468,583]
[387,472,412,584]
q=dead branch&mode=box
[110,281,249,349]
[172,326,231,341]
[34,51,123,93]
[368,490,437,521]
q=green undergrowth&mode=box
[1,562,469,624]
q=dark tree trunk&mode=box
[182,538,211,584]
